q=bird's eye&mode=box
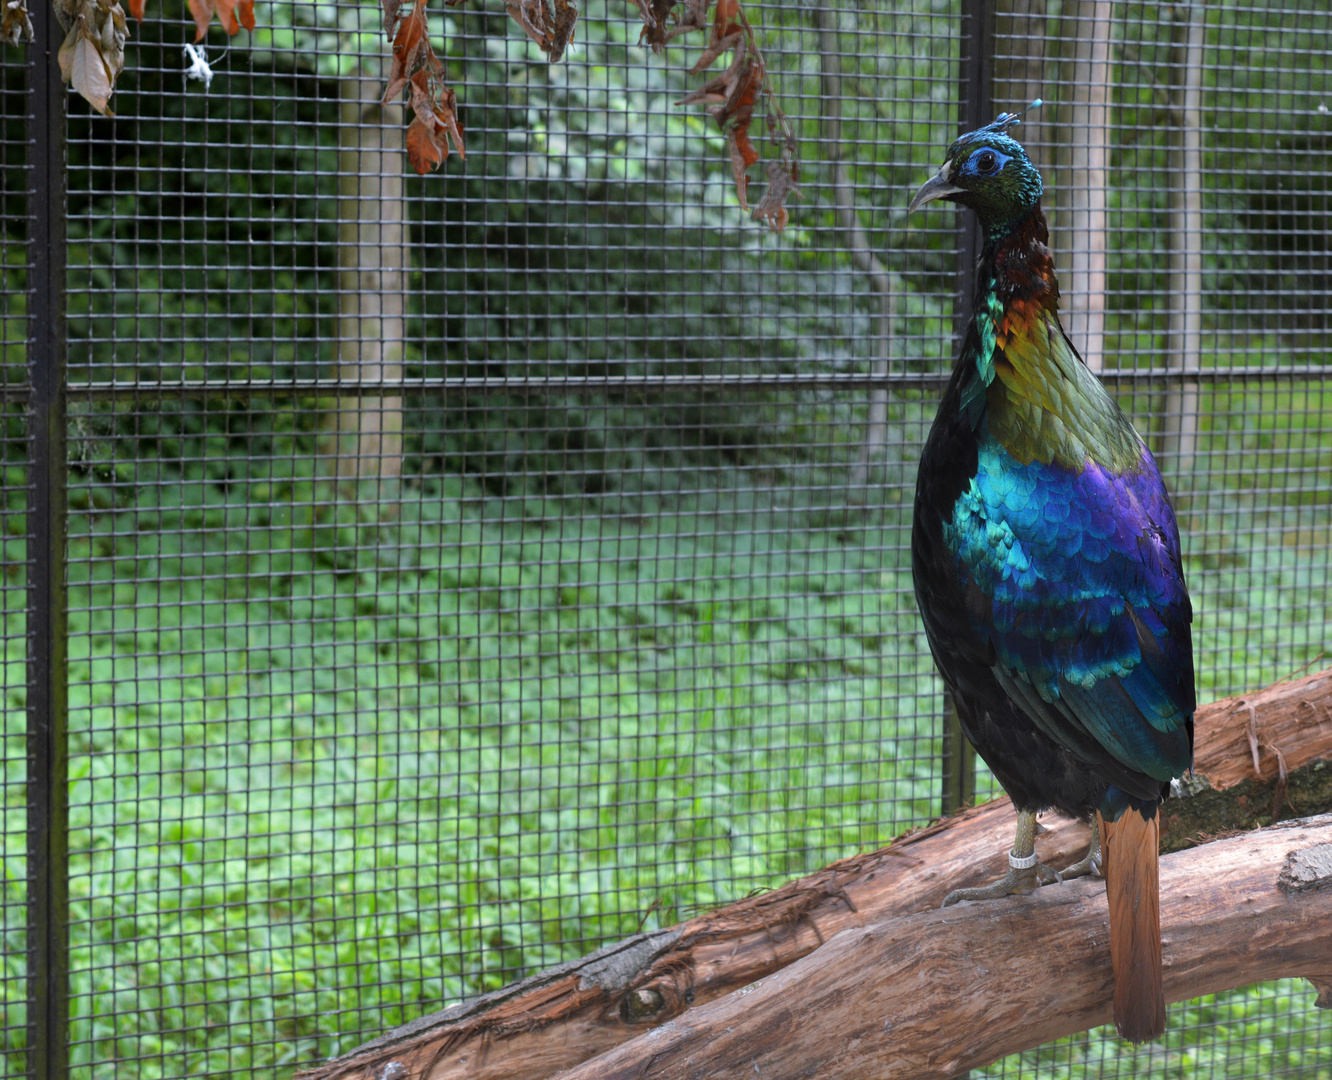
[976,150,999,175]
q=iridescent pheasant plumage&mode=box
[909,112,1195,1043]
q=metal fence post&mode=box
[940,0,992,818]
[26,0,70,1075]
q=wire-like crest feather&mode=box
[983,98,1043,137]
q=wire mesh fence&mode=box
[5,0,1332,1076]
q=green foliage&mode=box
[0,371,1325,1076]
[43,422,929,1074]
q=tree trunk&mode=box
[1061,0,1112,373]
[296,666,1332,1080]
[328,65,407,481]
[993,0,1048,141]
[814,1,898,493]
[1164,2,1205,474]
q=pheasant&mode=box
[908,107,1195,1043]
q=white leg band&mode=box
[1008,848,1039,870]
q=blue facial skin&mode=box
[957,147,1014,180]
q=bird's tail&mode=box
[1097,805,1165,1043]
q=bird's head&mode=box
[908,104,1044,236]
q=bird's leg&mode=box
[941,808,1063,907]
[1058,817,1103,880]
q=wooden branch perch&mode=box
[298,666,1332,1080]
[555,815,1332,1080]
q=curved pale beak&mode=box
[908,167,964,215]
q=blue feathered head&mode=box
[909,102,1045,233]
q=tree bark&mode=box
[814,1,898,493]
[993,0,1047,145]
[553,815,1332,1080]
[295,665,1332,1080]
[1163,1,1205,474]
[1061,0,1112,373]
[328,64,407,481]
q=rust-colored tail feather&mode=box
[1098,807,1165,1043]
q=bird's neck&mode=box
[956,205,1061,427]
[976,204,1059,314]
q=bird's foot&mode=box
[941,847,1063,907]
[1059,819,1103,881]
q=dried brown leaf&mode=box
[726,130,751,208]
[433,85,465,159]
[672,0,801,227]
[405,72,465,168]
[687,28,742,76]
[662,0,708,43]
[60,16,115,115]
[393,0,427,63]
[55,0,126,115]
[507,0,577,61]
[632,0,674,52]
[126,0,142,22]
[711,0,740,40]
[506,0,544,48]
[212,0,238,33]
[185,0,250,38]
[381,0,464,175]
[2,0,35,44]
[751,156,800,232]
[406,115,446,174]
[383,0,432,104]
[186,0,209,39]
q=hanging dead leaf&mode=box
[432,86,465,159]
[187,0,253,40]
[687,28,742,75]
[711,0,741,40]
[751,155,800,232]
[2,0,35,44]
[382,0,434,105]
[409,74,465,160]
[678,41,763,208]
[670,0,801,227]
[186,0,208,37]
[59,15,115,115]
[406,116,446,174]
[506,0,578,62]
[55,0,126,115]
[213,0,239,33]
[663,0,708,44]
[675,38,747,106]
[378,0,465,173]
[632,0,674,52]
[126,0,142,20]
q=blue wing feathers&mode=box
[943,427,1193,784]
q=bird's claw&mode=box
[1059,849,1103,880]
[940,860,1063,908]
[1059,820,1103,881]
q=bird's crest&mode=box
[945,99,1043,164]
[981,98,1043,138]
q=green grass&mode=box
[51,454,940,1077]
[978,981,1332,1080]
[0,379,1329,1078]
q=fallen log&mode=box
[297,665,1332,1080]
